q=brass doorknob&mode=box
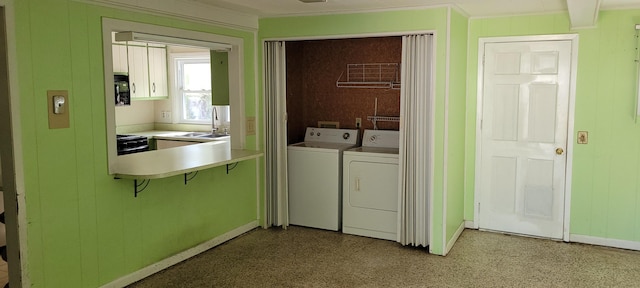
[556,148,564,155]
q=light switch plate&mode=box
[577,131,588,144]
[47,90,69,129]
[246,117,256,135]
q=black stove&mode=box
[116,135,149,155]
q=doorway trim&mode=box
[0,0,27,286]
[474,34,579,242]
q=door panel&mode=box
[531,51,559,74]
[495,52,521,74]
[492,84,520,141]
[490,156,517,214]
[528,84,558,143]
[348,161,398,211]
[524,158,554,219]
[478,40,571,239]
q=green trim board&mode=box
[445,7,468,252]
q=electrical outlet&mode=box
[577,131,588,144]
[356,118,362,128]
[161,111,171,120]
[246,117,256,135]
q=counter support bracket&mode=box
[184,171,198,185]
[226,162,238,174]
[134,179,150,197]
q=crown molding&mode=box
[76,0,259,31]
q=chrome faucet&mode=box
[212,106,218,134]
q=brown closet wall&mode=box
[286,37,401,144]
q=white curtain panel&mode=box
[398,34,433,247]
[264,41,289,228]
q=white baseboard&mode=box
[464,220,475,229]
[570,234,640,251]
[444,221,465,255]
[101,220,259,288]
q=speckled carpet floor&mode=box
[129,226,640,287]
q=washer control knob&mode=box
[317,132,321,136]
[310,131,315,136]
[343,133,350,140]
[369,135,377,142]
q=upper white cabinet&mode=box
[148,47,168,97]
[112,45,128,73]
[127,45,150,98]
[111,36,169,99]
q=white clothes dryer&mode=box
[342,129,400,241]
[288,127,359,231]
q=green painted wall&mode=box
[465,10,640,243]
[260,7,452,255]
[445,8,467,248]
[13,1,259,287]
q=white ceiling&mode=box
[191,0,640,18]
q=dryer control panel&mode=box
[362,130,400,148]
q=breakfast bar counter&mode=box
[112,141,263,180]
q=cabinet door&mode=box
[156,140,196,149]
[127,45,150,98]
[112,45,128,73]
[148,47,168,97]
[211,50,229,105]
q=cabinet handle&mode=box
[132,83,136,94]
[355,177,360,191]
[152,83,156,93]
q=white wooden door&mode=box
[478,40,572,239]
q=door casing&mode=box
[474,34,579,241]
[0,1,26,286]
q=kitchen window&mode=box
[176,56,212,124]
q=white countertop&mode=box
[112,141,263,179]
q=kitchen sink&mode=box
[179,132,210,137]
[150,131,231,144]
[196,133,230,139]
[173,132,230,139]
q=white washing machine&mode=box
[343,129,400,241]
[288,127,359,231]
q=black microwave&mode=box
[114,73,130,106]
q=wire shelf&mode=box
[367,116,400,122]
[337,63,400,89]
